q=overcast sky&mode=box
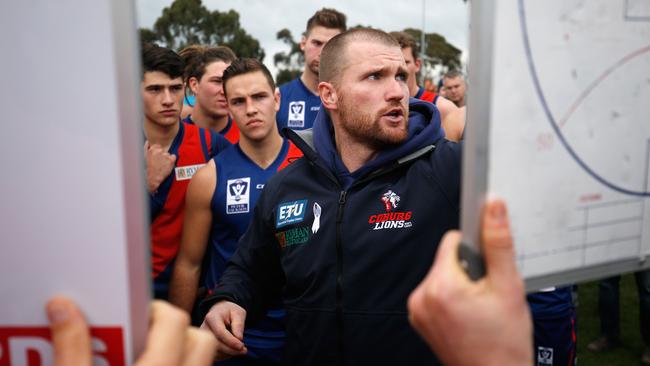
[135,0,470,78]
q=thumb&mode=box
[47,296,93,366]
[169,153,177,163]
[480,199,518,288]
[229,308,246,341]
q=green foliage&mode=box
[273,28,303,85]
[140,0,264,60]
[403,28,462,72]
[139,28,157,44]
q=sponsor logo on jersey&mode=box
[256,184,265,189]
[174,164,205,181]
[288,101,306,128]
[276,199,307,228]
[368,190,413,231]
[537,346,553,365]
[226,177,250,214]
[276,226,310,249]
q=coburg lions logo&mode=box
[381,190,400,212]
[369,190,413,231]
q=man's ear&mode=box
[188,76,200,95]
[274,88,281,112]
[319,82,338,110]
[415,58,422,73]
[300,35,307,52]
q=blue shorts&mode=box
[532,308,577,366]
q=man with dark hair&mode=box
[276,8,347,132]
[141,42,230,300]
[180,45,240,143]
[443,69,467,107]
[170,58,302,364]
[201,28,461,365]
[389,31,464,141]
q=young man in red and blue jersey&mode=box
[141,43,231,300]
[170,58,301,364]
[180,45,240,144]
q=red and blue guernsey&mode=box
[150,121,231,299]
[277,78,321,132]
[415,86,439,105]
[182,115,240,144]
[207,139,302,363]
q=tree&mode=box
[402,28,462,76]
[273,28,303,85]
[140,0,264,60]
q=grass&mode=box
[577,273,646,365]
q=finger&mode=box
[430,230,465,279]
[216,339,248,358]
[480,199,518,287]
[136,301,190,366]
[181,328,218,366]
[229,309,245,341]
[169,153,177,163]
[408,231,464,325]
[203,316,246,352]
[47,296,93,366]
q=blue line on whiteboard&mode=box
[518,0,650,197]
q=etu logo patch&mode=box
[276,199,307,228]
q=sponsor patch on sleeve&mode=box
[276,199,308,228]
[174,164,205,181]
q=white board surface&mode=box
[0,1,149,364]
[462,0,650,290]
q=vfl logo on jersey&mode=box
[276,199,307,228]
[175,164,205,181]
[226,177,250,214]
[369,190,413,231]
[287,101,306,128]
[537,347,553,365]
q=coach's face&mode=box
[333,41,410,149]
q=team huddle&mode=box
[139,7,648,366]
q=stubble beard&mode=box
[337,92,409,150]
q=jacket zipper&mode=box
[336,189,347,365]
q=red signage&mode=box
[0,327,124,366]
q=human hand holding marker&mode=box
[408,199,533,366]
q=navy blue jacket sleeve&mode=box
[199,188,285,322]
[427,140,462,214]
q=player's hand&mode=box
[407,199,533,366]
[201,301,248,361]
[144,141,176,193]
[47,297,217,366]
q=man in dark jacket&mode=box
[200,28,461,365]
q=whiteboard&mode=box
[0,0,148,364]
[461,0,650,290]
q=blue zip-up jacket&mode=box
[201,99,461,365]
